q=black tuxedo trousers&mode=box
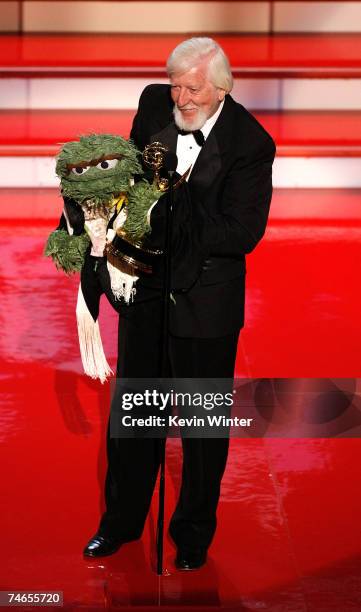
[99,297,239,552]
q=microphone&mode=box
[163,151,178,176]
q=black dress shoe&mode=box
[175,549,207,570]
[83,534,123,558]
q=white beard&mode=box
[173,106,208,131]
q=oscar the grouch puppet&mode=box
[45,134,162,382]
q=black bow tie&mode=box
[177,128,205,147]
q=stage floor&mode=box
[1,217,361,610]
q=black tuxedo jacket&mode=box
[127,84,276,338]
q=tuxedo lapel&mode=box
[189,96,235,197]
[188,130,221,197]
[151,122,178,153]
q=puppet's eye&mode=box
[96,158,119,170]
[71,166,90,175]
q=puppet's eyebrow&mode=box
[66,154,124,170]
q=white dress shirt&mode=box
[175,100,225,178]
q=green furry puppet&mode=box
[45,134,161,382]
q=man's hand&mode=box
[84,217,108,257]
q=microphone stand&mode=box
[156,168,175,576]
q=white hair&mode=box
[166,37,233,93]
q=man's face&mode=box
[170,61,225,131]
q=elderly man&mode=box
[84,37,275,570]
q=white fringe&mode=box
[62,205,74,235]
[107,260,138,303]
[76,284,113,383]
